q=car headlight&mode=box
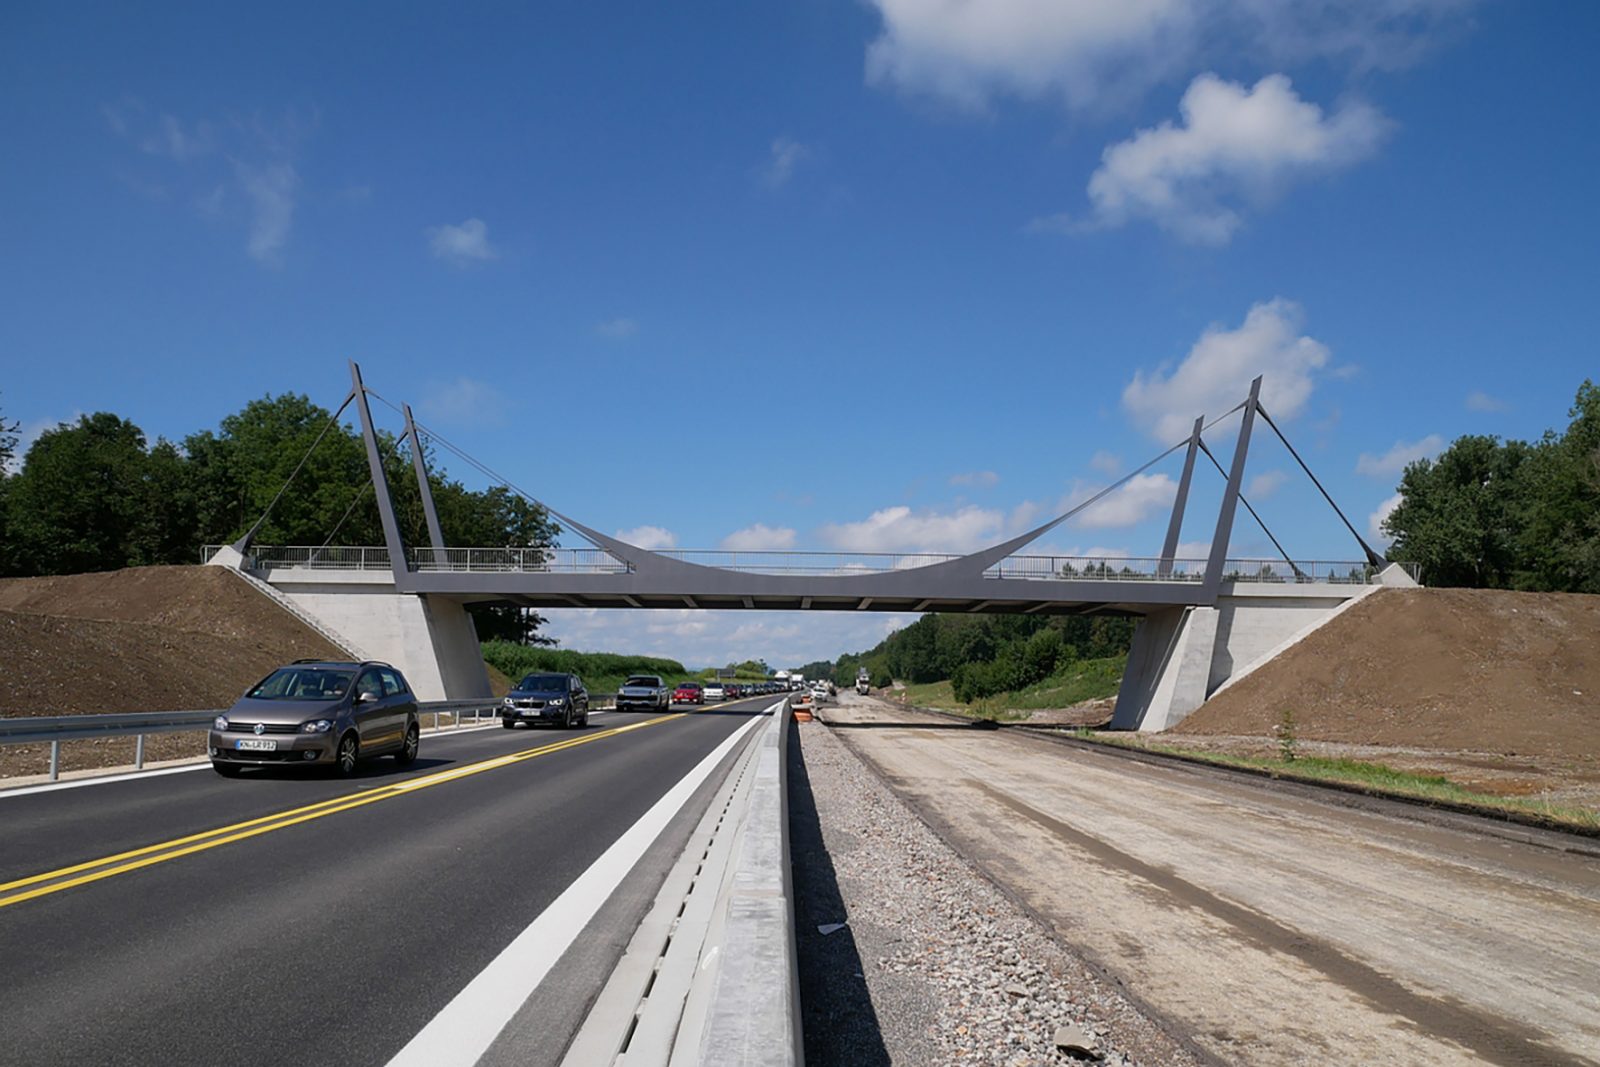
[503,697,515,707]
[214,716,230,731]
[301,719,333,733]
[548,698,565,707]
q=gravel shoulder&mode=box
[789,711,1202,1066]
[820,692,1600,1067]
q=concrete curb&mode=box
[560,700,804,1067]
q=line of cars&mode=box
[668,678,792,705]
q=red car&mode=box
[672,682,704,705]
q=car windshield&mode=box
[248,667,353,701]
[517,674,568,692]
[677,682,701,690]
[624,677,658,687]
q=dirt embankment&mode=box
[0,565,344,780]
[1171,587,1600,805]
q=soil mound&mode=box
[1175,588,1600,759]
[0,565,341,716]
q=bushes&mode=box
[482,641,687,687]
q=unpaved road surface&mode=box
[825,693,1600,1066]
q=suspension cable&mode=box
[234,391,355,550]
[1254,404,1385,567]
[1195,438,1303,576]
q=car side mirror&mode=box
[357,691,378,704]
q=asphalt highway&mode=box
[0,699,775,1067]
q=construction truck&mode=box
[856,668,871,695]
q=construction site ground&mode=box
[822,691,1600,1065]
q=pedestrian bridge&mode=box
[204,361,1419,731]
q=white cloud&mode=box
[237,161,299,265]
[1123,298,1329,442]
[1175,538,1212,561]
[1247,469,1288,499]
[428,218,498,265]
[762,137,810,189]
[1368,492,1403,545]
[721,524,798,551]
[417,378,505,426]
[818,505,1003,554]
[141,114,212,162]
[596,317,638,339]
[949,470,1000,488]
[1356,434,1443,478]
[1068,472,1177,529]
[615,525,678,551]
[1088,450,1122,476]
[1466,390,1506,412]
[863,0,1470,112]
[1078,73,1390,244]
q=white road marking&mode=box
[385,701,779,1067]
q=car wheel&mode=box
[395,724,419,765]
[334,733,360,777]
[212,761,243,778]
[502,718,515,729]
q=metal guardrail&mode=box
[204,545,1418,585]
[0,696,617,783]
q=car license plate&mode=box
[235,739,277,751]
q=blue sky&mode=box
[3,1,1597,667]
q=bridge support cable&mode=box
[1254,404,1387,569]
[229,389,356,555]
[1195,438,1304,578]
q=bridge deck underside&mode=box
[398,572,1214,616]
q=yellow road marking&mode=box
[0,704,748,910]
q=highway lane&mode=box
[0,699,774,1067]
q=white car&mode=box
[703,683,726,701]
[810,682,830,704]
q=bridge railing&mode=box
[204,546,1417,585]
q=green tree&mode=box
[1384,435,1532,588]
[5,414,156,574]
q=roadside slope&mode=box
[0,565,345,780]
[1177,587,1600,758]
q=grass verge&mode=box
[895,656,1126,722]
[1067,730,1600,833]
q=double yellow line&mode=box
[0,711,688,911]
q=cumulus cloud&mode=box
[863,0,1470,112]
[596,317,638,339]
[615,525,677,550]
[1075,73,1390,243]
[1466,390,1506,412]
[1067,472,1178,529]
[417,377,505,426]
[1247,469,1288,499]
[819,505,1003,554]
[762,137,810,189]
[949,470,1000,488]
[1123,298,1329,442]
[428,218,498,265]
[1368,492,1403,544]
[1089,450,1122,476]
[1356,434,1444,478]
[721,524,798,551]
